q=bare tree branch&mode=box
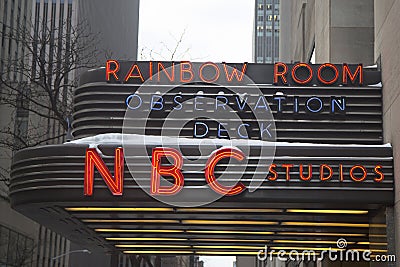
[0,18,99,194]
[139,28,203,61]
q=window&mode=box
[0,224,34,267]
[0,59,4,76]
[1,23,6,47]
[3,0,8,44]
[13,51,18,81]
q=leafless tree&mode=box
[139,28,206,61]
[0,227,36,267]
[0,18,98,193]
[14,240,36,267]
[128,254,157,267]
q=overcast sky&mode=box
[138,1,254,266]
[138,0,254,63]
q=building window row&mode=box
[0,224,34,267]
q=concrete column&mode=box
[328,0,374,64]
[374,0,400,265]
[279,0,293,62]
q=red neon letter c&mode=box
[205,147,246,196]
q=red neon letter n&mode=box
[84,148,124,196]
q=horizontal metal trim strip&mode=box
[10,157,388,165]
[71,116,384,124]
[11,155,393,169]
[67,138,386,145]
[74,99,381,106]
[9,181,394,191]
[75,83,382,90]
[71,108,383,115]
[9,185,393,195]
[72,126,383,134]
[12,162,392,175]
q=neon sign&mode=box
[106,60,248,83]
[83,148,385,197]
[124,92,346,140]
[106,60,364,86]
[125,93,346,114]
[273,62,363,85]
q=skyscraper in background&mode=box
[253,0,280,63]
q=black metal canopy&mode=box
[9,62,392,257]
[10,141,392,255]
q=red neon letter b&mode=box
[151,147,184,195]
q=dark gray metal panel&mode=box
[72,83,383,144]
[9,140,391,254]
[10,143,393,206]
[74,62,383,144]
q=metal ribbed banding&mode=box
[10,142,394,205]
[9,142,392,253]
[72,83,383,144]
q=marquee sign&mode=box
[82,145,387,198]
[10,140,393,205]
[102,61,376,86]
[9,61,393,255]
[73,61,383,144]
[66,61,388,200]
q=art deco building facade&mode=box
[277,0,398,265]
[238,1,399,266]
[0,0,139,266]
